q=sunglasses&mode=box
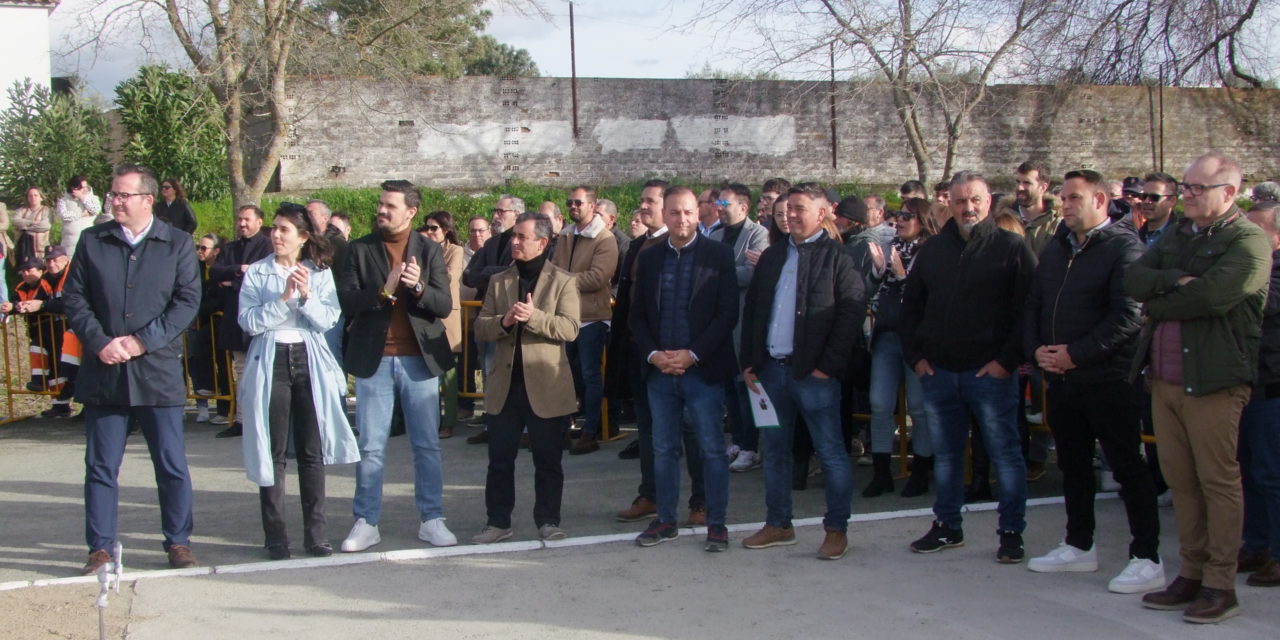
[425,224,442,232]
[714,199,732,208]
[895,212,917,221]
[196,246,211,252]
[566,199,588,207]
[1138,192,1175,203]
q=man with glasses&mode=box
[1127,153,1270,623]
[465,217,491,261]
[756,178,792,227]
[66,164,202,574]
[697,189,721,237]
[1134,173,1180,248]
[554,186,619,455]
[209,204,273,437]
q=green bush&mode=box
[0,79,111,204]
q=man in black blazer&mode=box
[629,186,739,551]
[208,204,272,437]
[335,180,457,552]
[64,164,202,574]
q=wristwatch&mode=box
[413,281,425,295]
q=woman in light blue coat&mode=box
[238,203,359,560]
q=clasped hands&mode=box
[383,256,422,296]
[99,336,146,365]
[1034,345,1076,375]
[502,293,536,328]
[650,349,695,375]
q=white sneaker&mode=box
[210,415,230,426]
[340,518,381,552]
[419,517,458,547]
[1100,471,1121,492]
[729,450,761,472]
[1026,411,1043,425]
[725,444,741,460]
[195,407,210,423]
[1156,490,1174,508]
[1028,542,1099,573]
[1108,556,1165,594]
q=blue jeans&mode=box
[1240,395,1280,561]
[920,367,1026,533]
[647,371,729,526]
[84,405,193,552]
[566,322,609,436]
[868,332,931,456]
[757,360,853,532]
[353,356,444,524]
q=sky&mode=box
[49,0,743,101]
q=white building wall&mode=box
[0,6,54,112]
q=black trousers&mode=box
[1046,377,1160,560]
[260,343,327,549]
[486,378,569,529]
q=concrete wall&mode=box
[281,77,1280,190]
[0,5,54,113]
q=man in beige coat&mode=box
[473,212,580,543]
[553,185,619,455]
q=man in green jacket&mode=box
[1124,152,1271,624]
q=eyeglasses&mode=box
[469,227,489,234]
[1138,192,1176,203]
[1178,182,1229,197]
[106,191,148,201]
[491,208,514,215]
[196,246,210,252]
[714,199,732,208]
[425,224,442,232]
[566,199,588,208]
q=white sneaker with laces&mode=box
[419,517,458,547]
[1100,471,1121,492]
[1028,542,1098,573]
[340,518,381,552]
[210,415,230,426]
[195,406,210,423]
[725,444,741,460]
[1108,556,1165,594]
[729,450,761,472]
[1026,411,1044,425]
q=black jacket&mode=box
[740,231,866,379]
[461,229,514,300]
[154,199,198,234]
[901,217,1036,372]
[63,219,201,406]
[1255,249,1280,398]
[1023,221,1144,385]
[630,235,739,385]
[209,231,273,351]
[337,229,454,379]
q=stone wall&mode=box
[280,77,1280,191]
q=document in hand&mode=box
[746,382,780,429]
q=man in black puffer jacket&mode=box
[900,170,1036,564]
[1022,170,1163,594]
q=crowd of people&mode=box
[4,151,1279,625]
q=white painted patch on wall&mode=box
[418,121,575,158]
[670,115,795,155]
[592,119,668,152]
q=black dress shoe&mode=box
[618,440,640,460]
[266,544,291,560]
[307,543,334,557]
[215,423,243,438]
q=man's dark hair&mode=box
[762,178,792,194]
[329,211,350,225]
[1063,169,1108,192]
[933,181,951,194]
[381,179,421,210]
[237,204,265,220]
[899,180,926,196]
[112,164,159,197]
[642,178,670,191]
[719,182,752,207]
[1143,171,1178,192]
[515,211,553,240]
[788,182,829,203]
[570,185,598,202]
[1016,160,1052,183]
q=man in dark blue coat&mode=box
[63,164,202,575]
[629,186,739,551]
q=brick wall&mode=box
[280,77,1280,190]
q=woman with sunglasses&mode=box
[419,211,465,438]
[865,197,939,498]
[56,175,101,257]
[155,179,198,234]
[237,203,358,559]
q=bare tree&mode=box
[63,1,545,207]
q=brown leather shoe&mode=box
[1238,548,1271,573]
[466,430,488,445]
[742,525,797,549]
[81,549,112,576]
[1026,461,1047,482]
[1141,575,1202,610]
[817,528,848,560]
[438,425,454,439]
[615,496,657,522]
[1182,587,1240,624]
[167,545,198,569]
[1246,558,1280,587]
[569,433,599,455]
[684,505,707,527]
